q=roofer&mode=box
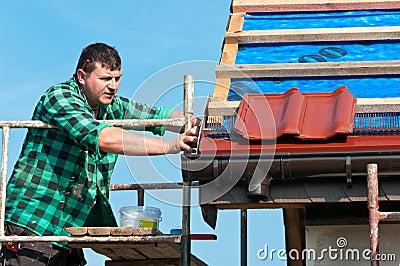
[1,43,198,266]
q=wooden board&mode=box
[105,257,207,266]
[213,13,244,102]
[226,26,400,44]
[357,98,400,105]
[105,259,181,266]
[216,60,400,78]
[88,242,206,265]
[66,227,158,236]
[232,0,400,13]
[227,14,244,32]
[212,78,231,102]
[66,227,210,265]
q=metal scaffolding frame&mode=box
[0,75,195,265]
[367,163,400,266]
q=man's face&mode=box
[78,62,122,107]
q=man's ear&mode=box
[76,69,86,86]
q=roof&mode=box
[212,0,400,104]
[188,0,400,209]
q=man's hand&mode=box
[164,126,198,154]
[167,111,201,133]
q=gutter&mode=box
[182,149,400,198]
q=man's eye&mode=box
[100,77,120,82]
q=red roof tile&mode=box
[233,86,356,140]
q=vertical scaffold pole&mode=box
[182,74,194,266]
[241,209,248,266]
[367,163,379,266]
[1,126,10,239]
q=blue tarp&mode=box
[243,10,400,30]
[228,10,400,100]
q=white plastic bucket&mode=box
[118,206,162,229]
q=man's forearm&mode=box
[98,127,179,155]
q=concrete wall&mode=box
[305,224,400,266]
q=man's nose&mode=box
[108,78,117,90]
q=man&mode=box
[1,43,198,265]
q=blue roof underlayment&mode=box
[228,10,400,101]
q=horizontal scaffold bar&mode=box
[0,235,181,244]
[0,118,185,129]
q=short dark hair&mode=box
[75,43,121,74]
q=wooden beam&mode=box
[208,100,239,116]
[213,78,231,102]
[216,61,400,78]
[213,14,244,102]
[220,43,238,66]
[225,26,400,44]
[106,259,181,266]
[357,97,400,105]
[66,227,159,236]
[284,208,306,266]
[227,14,245,32]
[232,0,400,13]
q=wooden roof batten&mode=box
[216,60,400,78]
[232,0,400,13]
[213,12,244,101]
[213,0,400,103]
[225,26,400,44]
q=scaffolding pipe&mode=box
[182,74,194,266]
[0,118,185,129]
[110,183,199,191]
[137,188,145,206]
[367,163,379,266]
[367,163,400,266]
[0,235,181,243]
[1,126,10,238]
[241,209,248,266]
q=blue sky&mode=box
[1,1,285,265]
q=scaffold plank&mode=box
[66,227,211,265]
[105,259,181,266]
[66,227,158,236]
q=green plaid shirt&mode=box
[5,76,173,246]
